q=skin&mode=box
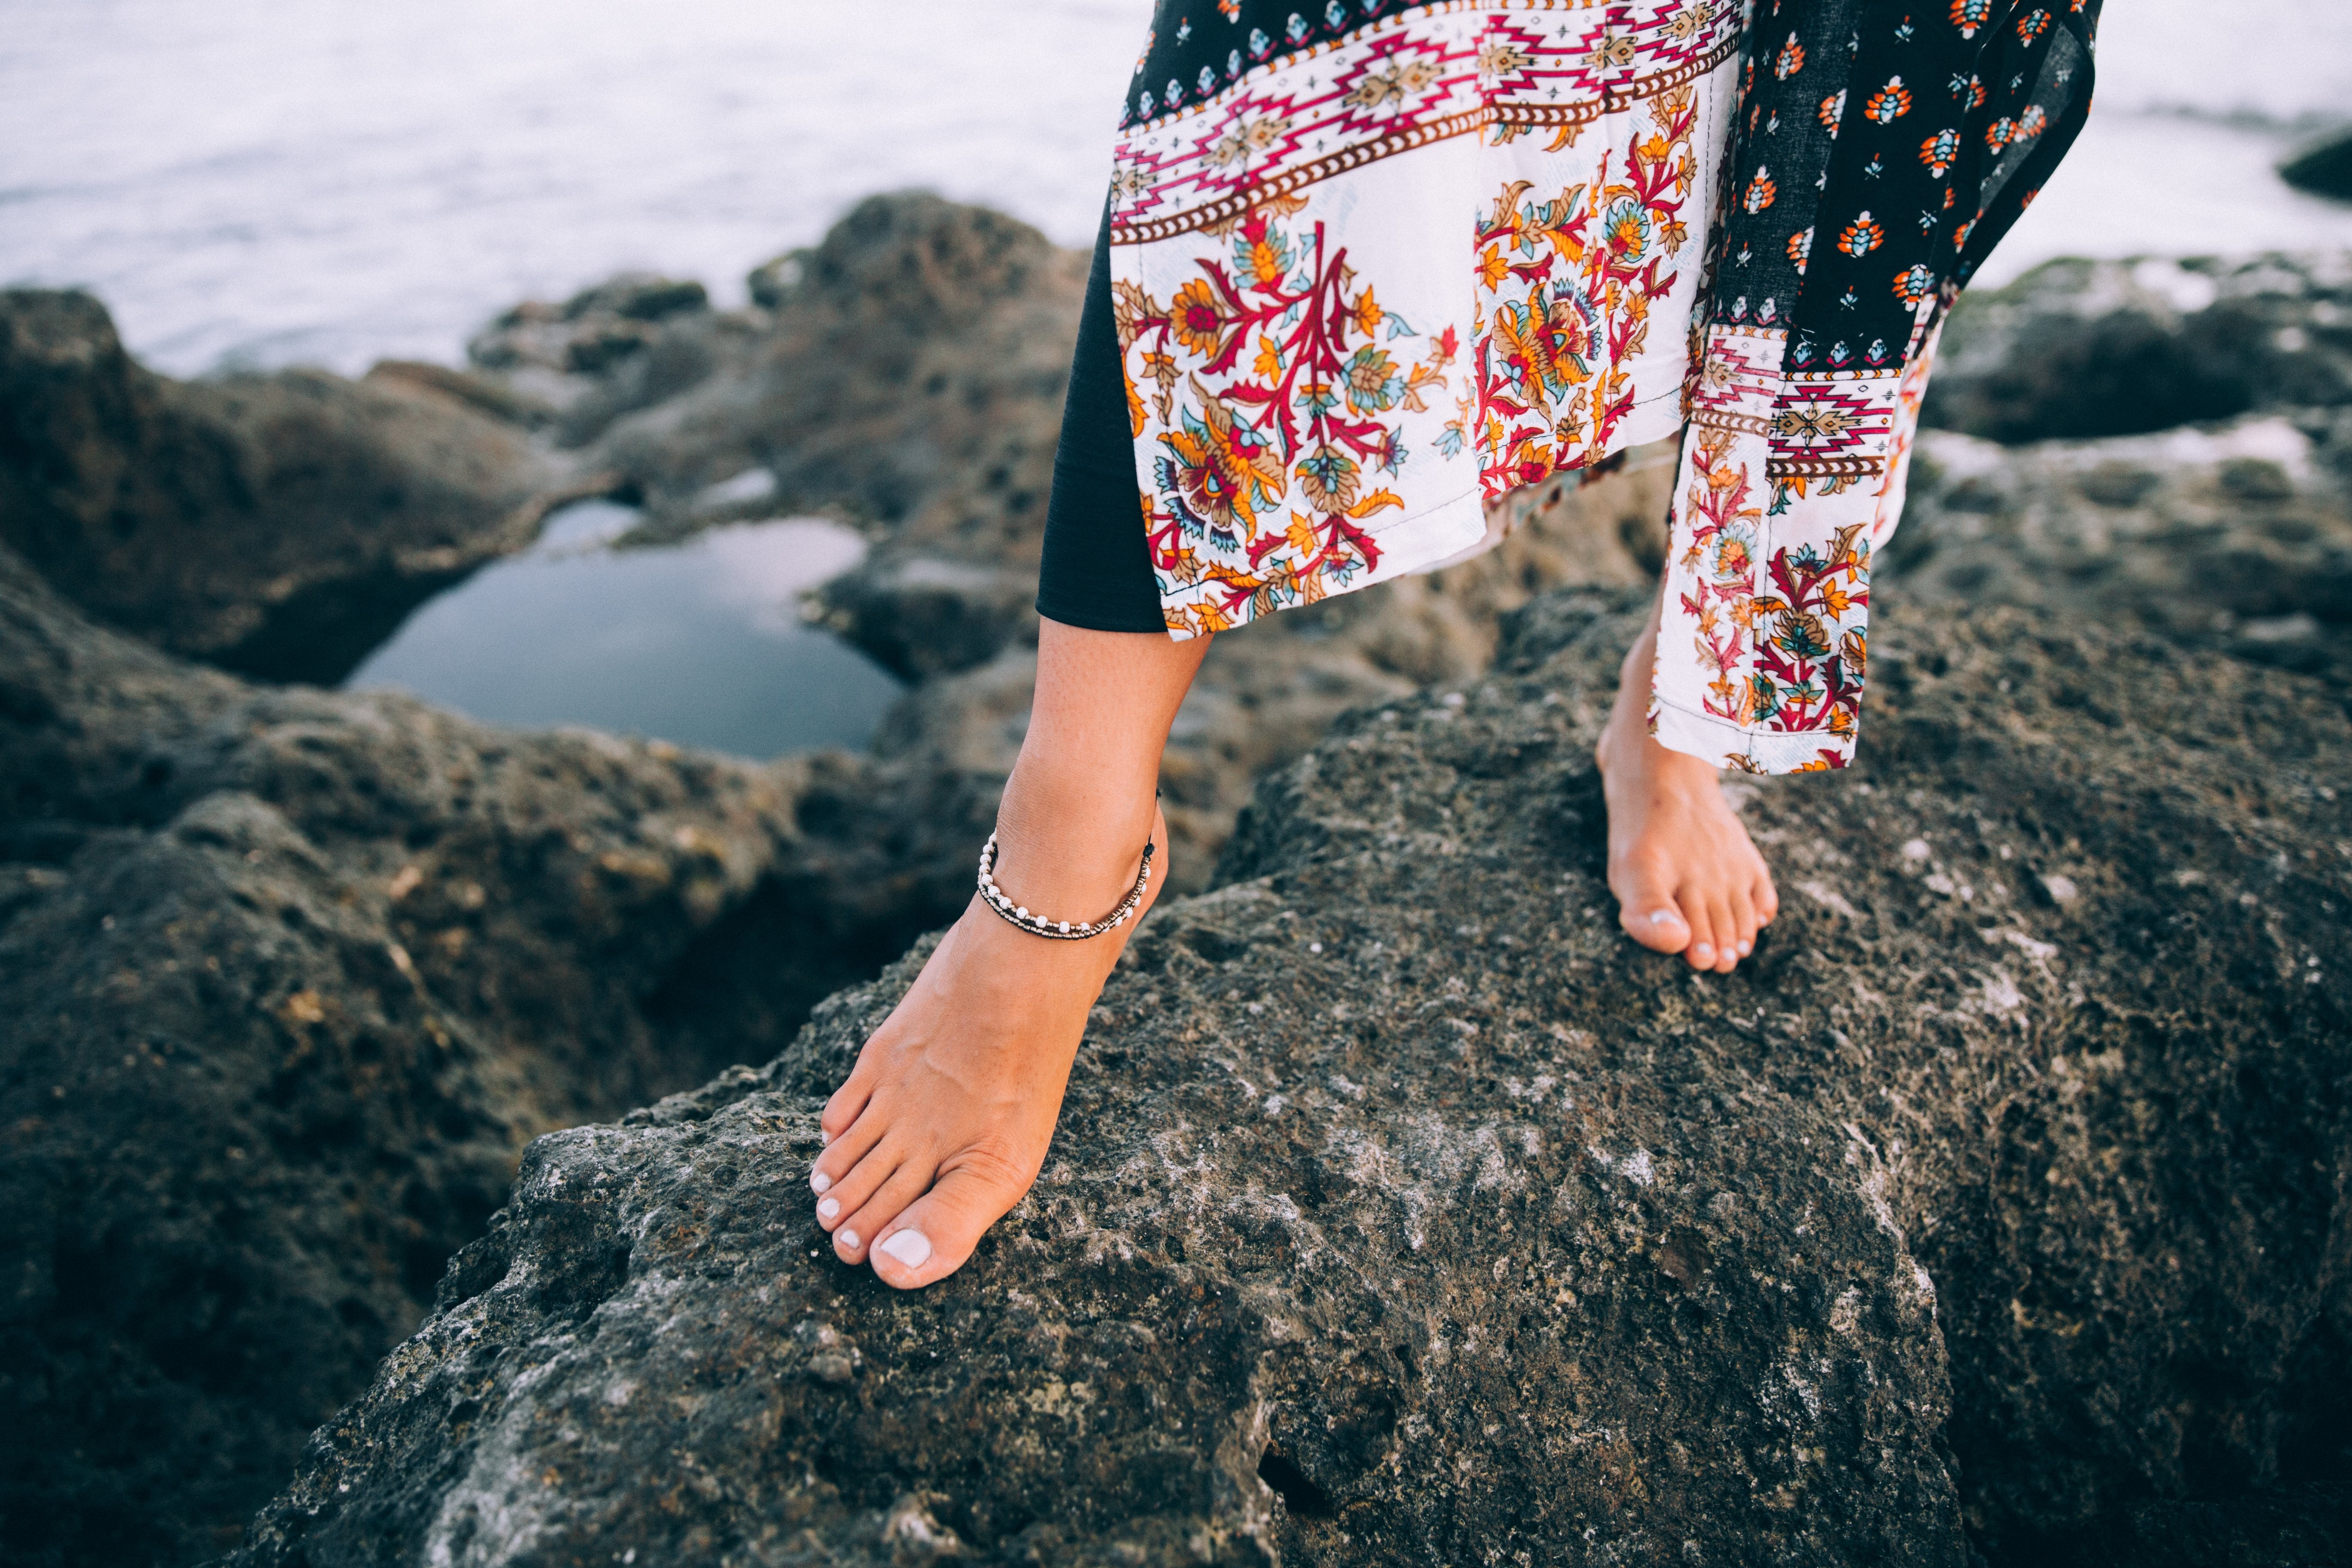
[812,585,1776,1289]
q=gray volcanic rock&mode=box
[0,545,887,1568]
[1922,252,2352,444]
[230,590,2351,1567]
[0,290,577,683]
[1884,412,2352,690]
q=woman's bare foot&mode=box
[807,804,1167,1288]
[807,616,1210,1289]
[1595,591,1778,973]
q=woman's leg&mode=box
[809,616,1211,1288]
[1596,579,1778,974]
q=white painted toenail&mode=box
[1737,940,1753,956]
[1648,910,1675,925]
[1693,944,1714,962]
[878,1230,933,1268]
[810,1171,832,1194]
[837,1229,860,1250]
[817,1197,839,1221]
[818,1130,831,1146]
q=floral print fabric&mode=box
[1104,0,2098,772]
[1654,0,2098,769]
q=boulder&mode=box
[0,290,580,684]
[1921,252,2352,444]
[230,588,2351,1567]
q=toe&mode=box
[1616,854,1692,955]
[815,1132,904,1234]
[869,1149,1035,1290]
[1729,883,1759,962]
[832,1155,938,1265]
[1706,894,1740,973]
[809,1094,891,1197]
[819,1051,880,1144]
[1754,870,1779,927]
[1680,890,1719,971]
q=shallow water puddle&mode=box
[345,502,901,757]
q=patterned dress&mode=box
[1103,0,2099,773]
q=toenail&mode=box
[817,1197,839,1221]
[810,1171,831,1194]
[877,1230,933,1268]
[818,1129,831,1146]
[1737,940,1753,956]
[837,1229,860,1251]
[1648,909,1675,925]
[1692,943,1714,963]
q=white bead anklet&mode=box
[976,833,1154,940]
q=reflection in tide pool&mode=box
[345,502,901,758]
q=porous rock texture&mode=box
[0,544,916,1568]
[1885,411,2352,691]
[1920,251,2351,444]
[233,590,2351,1567]
[0,290,575,683]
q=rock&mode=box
[814,554,1045,682]
[228,588,2352,1568]
[464,271,711,376]
[1921,252,2352,444]
[576,194,1086,614]
[0,289,579,683]
[2281,127,2352,203]
[0,545,911,1568]
[1883,412,2352,687]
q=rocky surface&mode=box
[1886,410,2352,692]
[1922,252,2352,444]
[0,291,579,684]
[0,545,906,1568]
[230,587,2350,1568]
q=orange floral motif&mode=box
[1817,89,1845,129]
[1949,0,1993,38]
[1774,34,1804,79]
[1893,262,1935,303]
[1743,166,1776,212]
[1837,211,1885,257]
[1862,77,1911,123]
[2016,7,2052,41]
[1919,126,1960,176]
[1787,225,1813,273]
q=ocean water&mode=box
[6,0,2349,757]
[5,0,2349,379]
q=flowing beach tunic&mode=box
[1038,0,2100,772]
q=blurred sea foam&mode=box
[3,0,2350,378]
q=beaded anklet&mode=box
[976,833,1154,940]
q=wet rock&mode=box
[815,554,1042,682]
[1921,252,2352,444]
[2281,127,2352,203]
[0,545,891,1568]
[231,589,2352,1567]
[1883,412,2352,688]
[0,289,577,683]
